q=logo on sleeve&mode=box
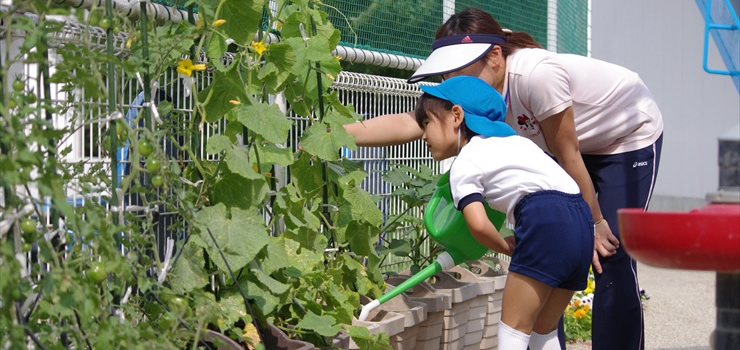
[633,161,649,168]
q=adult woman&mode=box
[344,8,663,350]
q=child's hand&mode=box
[504,236,516,256]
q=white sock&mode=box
[529,329,560,350]
[498,321,530,350]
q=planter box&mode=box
[386,275,451,350]
[448,266,495,349]
[379,285,428,350]
[465,258,509,350]
[351,298,406,350]
[414,270,481,350]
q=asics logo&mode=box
[633,161,649,168]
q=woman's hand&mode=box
[591,219,619,273]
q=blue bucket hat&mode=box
[419,76,516,138]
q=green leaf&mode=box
[295,311,341,337]
[250,143,294,168]
[234,103,292,144]
[388,239,411,256]
[327,159,366,189]
[341,186,383,227]
[284,36,335,75]
[216,293,249,326]
[339,254,381,297]
[290,152,325,197]
[262,236,323,275]
[220,0,264,45]
[236,274,282,315]
[273,185,322,231]
[208,34,227,65]
[260,42,297,92]
[225,146,262,179]
[212,173,268,209]
[282,227,328,253]
[300,122,355,161]
[249,263,290,295]
[170,242,210,293]
[346,221,378,258]
[206,134,232,155]
[348,325,392,350]
[192,204,270,273]
[199,65,250,122]
[325,91,361,121]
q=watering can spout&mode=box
[357,252,455,321]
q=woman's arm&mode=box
[539,107,619,273]
[462,202,513,256]
[343,112,423,147]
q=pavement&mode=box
[567,263,716,350]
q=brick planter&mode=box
[386,275,451,350]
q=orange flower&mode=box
[573,299,581,307]
[575,309,587,319]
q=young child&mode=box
[415,76,594,350]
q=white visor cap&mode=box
[407,34,507,84]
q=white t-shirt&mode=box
[504,48,664,155]
[450,135,580,224]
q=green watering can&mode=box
[358,172,506,321]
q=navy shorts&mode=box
[509,191,594,290]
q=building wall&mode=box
[590,0,740,210]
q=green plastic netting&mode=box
[150,0,588,58]
[324,0,587,58]
[557,0,589,55]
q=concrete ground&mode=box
[567,263,716,350]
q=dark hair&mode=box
[436,8,542,57]
[415,93,477,140]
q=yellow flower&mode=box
[212,19,226,27]
[584,279,596,294]
[228,100,241,105]
[177,59,206,77]
[242,323,261,346]
[251,41,267,55]
[583,304,590,312]
[335,55,342,61]
[574,309,587,319]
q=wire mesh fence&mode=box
[2,13,446,270]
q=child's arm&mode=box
[462,202,513,256]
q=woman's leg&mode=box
[498,271,554,350]
[583,135,662,350]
